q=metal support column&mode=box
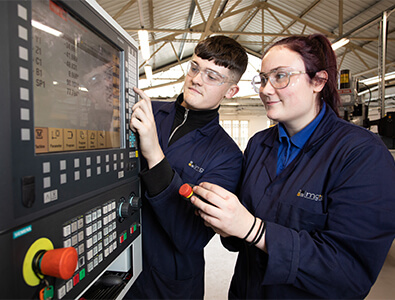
[378,11,388,118]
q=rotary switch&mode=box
[118,197,132,219]
[118,194,141,222]
[129,194,141,211]
[118,197,132,222]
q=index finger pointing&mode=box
[133,87,151,101]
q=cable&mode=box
[358,81,372,129]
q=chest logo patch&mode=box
[188,161,204,173]
[297,189,322,202]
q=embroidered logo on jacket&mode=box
[297,189,322,202]
[188,161,204,173]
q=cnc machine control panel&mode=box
[0,1,142,298]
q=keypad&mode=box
[61,199,117,296]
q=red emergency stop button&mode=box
[39,247,78,280]
[179,183,194,199]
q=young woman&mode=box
[192,34,395,299]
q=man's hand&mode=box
[130,87,165,169]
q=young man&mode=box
[124,36,248,299]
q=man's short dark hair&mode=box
[194,35,248,82]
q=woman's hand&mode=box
[191,182,255,239]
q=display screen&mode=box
[32,0,123,154]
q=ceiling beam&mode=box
[148,0,154,28]
[125,27,315,37]
[354,62,395,77]
[178,0,196,59]
[139,42,167,69]
[137,0,145,28]
[215,2,334,37]
[263,2,335,37]
[200,0,222,40]
[338,0,343,36]
[125,2,337,39]
[337,47,348,70]
[113,0,136,20]
[125,26,395,43]
[150,56,191,75]
[351,48,370,70]
[265,0,322,47]
[231,6,260,40]
[141,75,185,91]
[170,41,182,63]
[216,3,261,21]
[266,8,292,35]
[332,3,395,43]
[194,0,206,23]
[227,0,243,15]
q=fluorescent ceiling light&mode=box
[144,65,153,83]
[331,38,349,50]
[32,20,63,37]
[359,71,395,86]
[138,30,150,60]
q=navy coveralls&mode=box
[224,107,395,299]
[129,100,242,299]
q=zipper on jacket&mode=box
[168,108,189,144]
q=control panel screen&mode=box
[32,0,123,154]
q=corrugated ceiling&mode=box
[96,0,395,110]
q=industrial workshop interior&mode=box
[0,0,394,299]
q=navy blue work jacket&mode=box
[128,100,242,299]
[223,107,395,299]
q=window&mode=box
[220,120,249,150]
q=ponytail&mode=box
[309,34,340,116]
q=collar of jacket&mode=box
[156,93,220,137]
[260,106,339,152]
[173,94,219,129]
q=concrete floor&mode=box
[204,234,236,300]
[366,241,395,299]
[204,235,395,299]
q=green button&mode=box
[124,232,127,240]
[79,268,86,280]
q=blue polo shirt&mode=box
[277,103,326,175]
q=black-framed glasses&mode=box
[186,60,234,86]
[251,68,307,93]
